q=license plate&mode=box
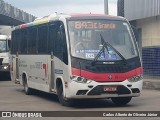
[104,86,117,92]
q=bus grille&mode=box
[87,85,131,95]
[85,65,132,73]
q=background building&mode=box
[0,0,36,35]
[117,0,160,77]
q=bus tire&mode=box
[57,85,73,107]
[23,77,32,95]
[111,97,132,106]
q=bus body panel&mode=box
[15,54,70,93]
[18,55,50,92]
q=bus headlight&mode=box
[71,76,92,84]
[4,66,8,70]
[128,75,143,82]
[1,63,9,70]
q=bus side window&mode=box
[55,22,68,64]
[55,25,63,53]
[14,30,21,54]
[28,28,38,54]
[38,25,48,54]
[21,29,28,54]
[49,21,68,65]
[59,24,68,65]
[11,31,15,54]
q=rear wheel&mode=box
[23,77,32,95]
[111,97,132,106]
[57,85,73,106]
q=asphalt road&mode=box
[0,73,160,120]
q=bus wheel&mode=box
[58,85,73,107]
[111,97,132,106]
[23,77,32,95]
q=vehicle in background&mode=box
[0,35,11,73]
[10,13,143,106]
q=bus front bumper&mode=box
[64,79,143,99]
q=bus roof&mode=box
[69,13,124,19]
[14,13,126,30]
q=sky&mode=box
[4,0,117,17]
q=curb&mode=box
[143,79,160,90]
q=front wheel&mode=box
[111,97,132,106]
[57,85,74,107]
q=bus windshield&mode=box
[0,40,8,52]
[68,20,138,61]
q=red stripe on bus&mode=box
[43,64,47,77]
[71,67,142,82]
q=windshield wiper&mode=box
[92,34,127,65]
[91,36,108,65]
